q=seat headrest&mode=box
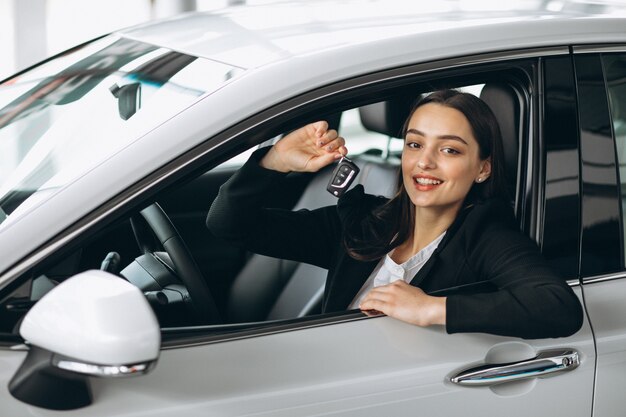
[479,83,520,196]
[358,94,417,138]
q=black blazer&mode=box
[207,149,583,339]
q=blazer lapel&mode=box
[409,252,439,288]
[323,256,379,312]
[409,203,474,289]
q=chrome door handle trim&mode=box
[450,349,579,386]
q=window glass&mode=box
[542,55,580,279]
[0,80,518,337]
[603,53,626,263]
[340,107,395,154]
[575,54,621,276]
[0,36,241,230]
[218,85,485,169]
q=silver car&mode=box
[1,1,626,415]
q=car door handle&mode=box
[450,349,579,386]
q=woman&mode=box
[207,89,583,339]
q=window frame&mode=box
[0,46,566,347]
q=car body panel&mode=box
[1,295,595,416]
[581,278,626,417]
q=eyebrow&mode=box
[406,128,468,145]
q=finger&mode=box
[361,288,394,304]
[359,298,390,314]
[323,129,339,141]
[337,145,348,156]
[313,121,329,138]
[318,129,338,146]
[323,136,345,152]
[366,284,395,296]
[370,281,408,296]
[361,309,384,317]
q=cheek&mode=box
[401,157,410,175]
[401,158,415,184]
[446,158,481,180]
[401,153,411,169]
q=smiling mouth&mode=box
[414,177,442,186]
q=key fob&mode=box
[326,157,360,197]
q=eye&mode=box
[442,147,461,155]
[406,141,421,149]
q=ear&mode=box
[479,158,492,178]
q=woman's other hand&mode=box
[260,121,347,173]
[359,280,447,327]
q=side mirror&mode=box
[9,270,160,410]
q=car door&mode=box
[574,47,626,417]
[1,51,596,416]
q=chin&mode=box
[409,196,438,208]
[410,196,465,212]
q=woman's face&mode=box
[401,102,491,215]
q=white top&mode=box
[349,232,446,309]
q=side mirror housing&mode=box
[9,270,160,410]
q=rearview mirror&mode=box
[109,82,142,120]
[9,270,160,410]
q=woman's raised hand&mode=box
[260,121,347,173]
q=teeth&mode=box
[415,177,442,185]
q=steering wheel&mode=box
[131,203,220,324]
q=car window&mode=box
[0,70,528,341]
[216,108,398,170]
[604,53,626,263]
[541,55,581,279]
[0,36,241,231]
[165,81,513,329]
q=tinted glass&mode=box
[575,54,622,276]
[603,53,626,267]
[542,56,580,279]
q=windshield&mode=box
[0,36,240,230]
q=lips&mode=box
[412,174,443,191]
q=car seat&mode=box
[479,82,521,201]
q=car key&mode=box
[326,156,360,197]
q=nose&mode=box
[417,149,436,170]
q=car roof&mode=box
[119,0,626,69]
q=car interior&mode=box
[0,77,525,336]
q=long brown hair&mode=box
[344,89,509,261]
